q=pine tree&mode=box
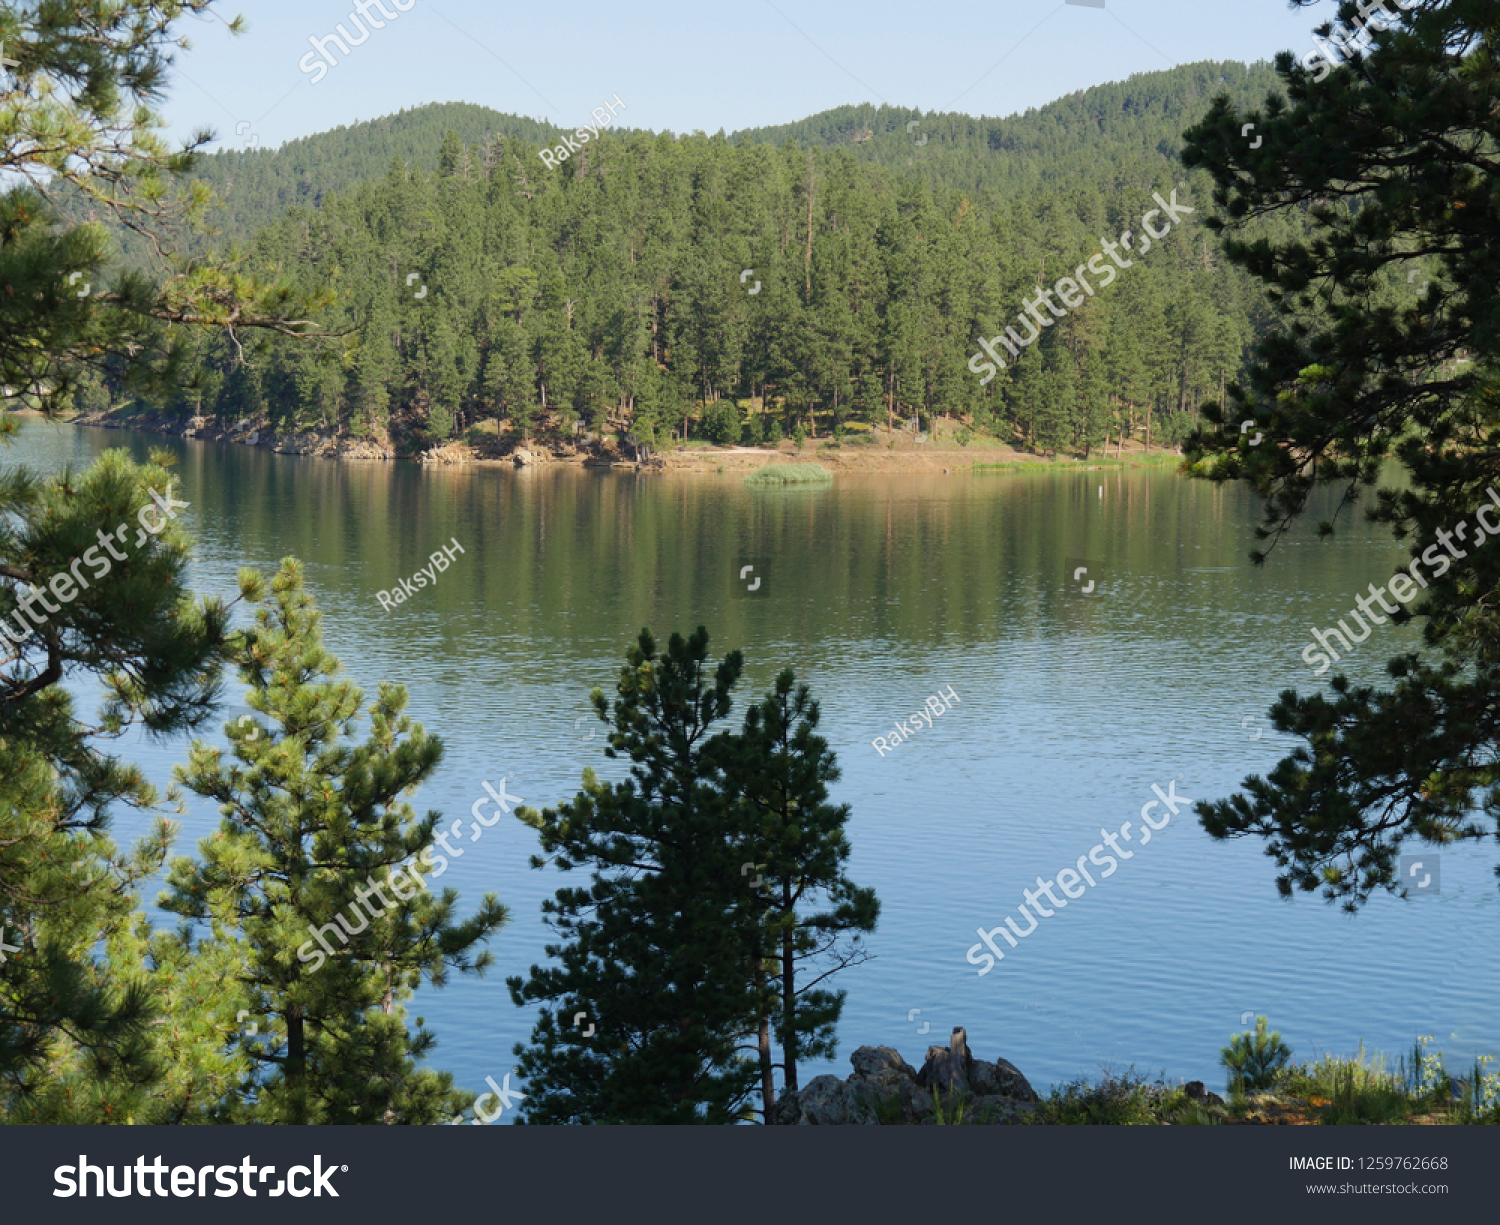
[0,448,231,1119]
[716,670,879,1122]
[0,2,334,420]
[507,628,760,1124]
[164,559,508,1123]
[1182,0,1500,907]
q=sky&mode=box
[161,0,1338,150]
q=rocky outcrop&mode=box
[76,408,394,458]
[772,1028,1038,1125]
[271,431,393,459]
[419,442,472,465]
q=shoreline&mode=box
[40,407,1186,477]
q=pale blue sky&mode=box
[163,0,1334,149]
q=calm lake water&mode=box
[10,417,1498,1113]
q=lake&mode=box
[9,416,1497,1115]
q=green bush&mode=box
[701,399,741,445]
[741,412,764,446]
[792,424,807,450]
[1221,1016,1292,1094]
[1279,1044,1407,1123]
[1326,1059,1410,1124]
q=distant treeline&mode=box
[85,63,1301,455]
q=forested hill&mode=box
[127,61,1282,256]
[74,60,1298,457]
[728,61,1282,195]
[162,102,559,256]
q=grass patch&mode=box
[1028,1068,1185,1126]
[463,419,500,444]
[969,460,1059,474]
[743,462,834,487]
[972,451,1185,474]
[1229,1035,1500,1125]
[1276,1045,1413,1124]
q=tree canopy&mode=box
[1183,0,1500,908]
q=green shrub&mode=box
[1221,1016,1292,1094]
[955,425,974,447]
[1280,1044,1410,1123]
[792,424,807,450]
[1029,1069,1180,1126]
[741,412,764,446]
[1324,1049,1410,1124]
[701,399,741,445]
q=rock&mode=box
[970,1056,1039,1102]
[967,1095,1036,1123]
[916,1027,973,1095]
[848,1046,915,1080]
[772,1028,1034,1123]
[513,448,534,466]
[784,1075,853,1125]
[850,1073,932,1125]
[1184,1081,1225,1108]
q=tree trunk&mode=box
[759,1009,775,1124]
[779,884,799,1096]
[804,156,815,300]
[286,1003,306,1122]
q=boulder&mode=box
[513,448,535,466]
[849,1045,916,1080]
[971,1057,1039,1102]
[848,1072,932,1125]
[1183,1080,1226,1108]
[779,1075,853,1125]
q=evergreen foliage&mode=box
[1221,1015,1293,1093]
[164,559,509,1123]
[80,63,1296,456]
[1183,0,1500,908]
[508,629,877,1124]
